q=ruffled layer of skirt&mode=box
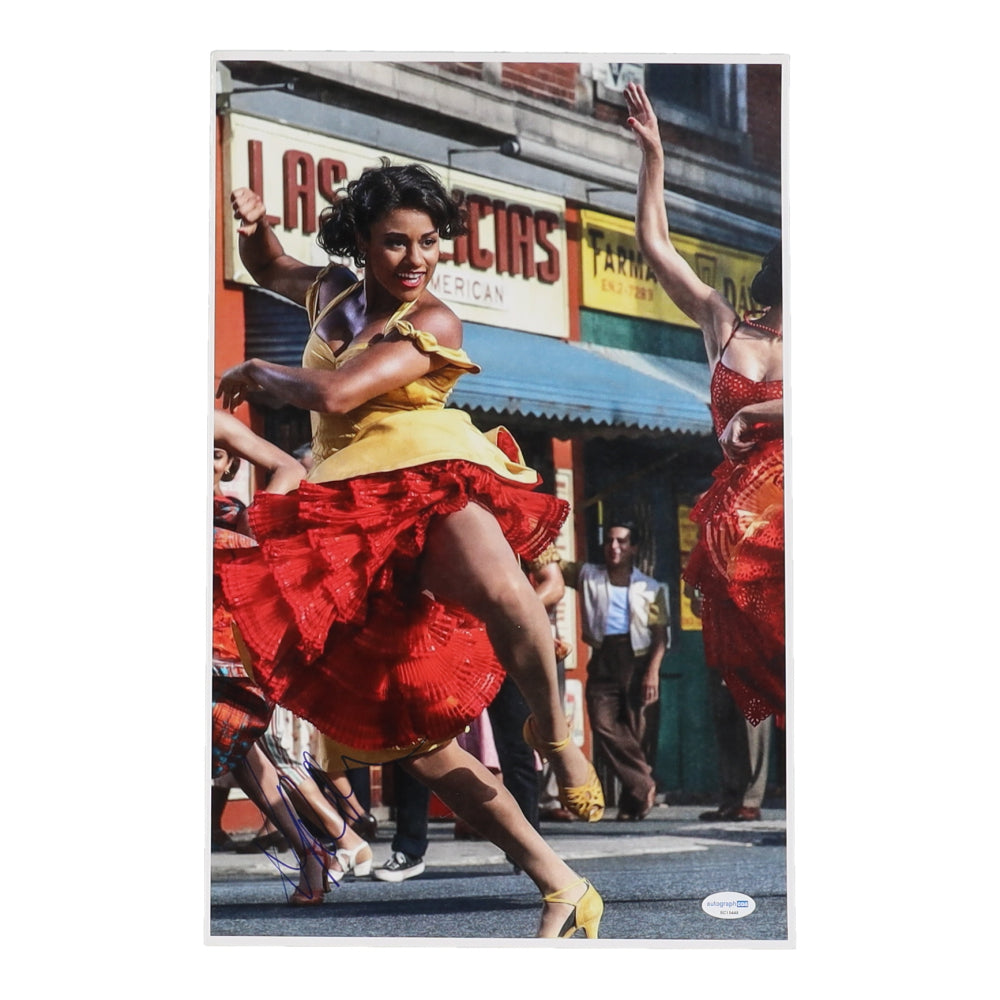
[684,441,785,724]
[217,460,568,752]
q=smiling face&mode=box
[359,207,441,303]
[603,526,637,572]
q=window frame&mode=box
[593,62,749,147]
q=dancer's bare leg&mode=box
[404,741,590,937]
[286,767,373,873]
[280,767,369,854]
[420,503,592,793]
[251,740,368,855]
[321,770,370,827]
[230,743,328,897]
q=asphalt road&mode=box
[209,805,789,943]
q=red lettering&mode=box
[317,158,347,204]
[467,196,494,270]
[535,211,561,284]
[507,205,535,279]
[246,142,566,290]
[283,149,316,234]
[493,200,510,275]
[247,141,280,226]
[248,140,265,196]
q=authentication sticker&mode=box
[701,891,757,919]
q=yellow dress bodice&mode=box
[302,275,538,487]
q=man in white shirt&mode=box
[563,521,669,821]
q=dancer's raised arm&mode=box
[624,83,737,365]
[213,409,306,495]
[230,187,324,306]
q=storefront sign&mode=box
[222,113,569,338]
[579,209,764,329]
[677,503,703,632]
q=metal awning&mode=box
[452,325,713,436]
[572,342,711,404]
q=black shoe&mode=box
[539,806,575,822]
[699,805,740,822]
[372,851,425,882]
[235,830,291,853]
[350,813,379,842]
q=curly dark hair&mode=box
[750,240,782,308]
[317,158,467,266]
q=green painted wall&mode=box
[581,434,730,799]
[580,309,706,361]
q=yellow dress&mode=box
[218,275,568,764]
[305,278,540,486]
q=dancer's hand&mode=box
[217,360,262,411]
[720,399,782,462]
[624,82,662,157]
[231,187,267,236]
[719,409,758,462]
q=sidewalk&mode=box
[210,803,787,880]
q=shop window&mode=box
[645,63,745,136]
[646,64,714,119]
[593,62,747,142]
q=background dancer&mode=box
[211,412,335,904]
[626,83,785,726]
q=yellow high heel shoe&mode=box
[541,878,604,939]
[523,716,604,822]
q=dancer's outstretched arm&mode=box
[625,83,737,367]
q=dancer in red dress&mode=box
[217,161,603,937]
[626,84,785,726]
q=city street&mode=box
[209,804,788,943]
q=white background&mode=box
[6,5,993,994]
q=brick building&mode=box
[212,57,783,823]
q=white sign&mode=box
[222,113,570,339]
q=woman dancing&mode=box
[625,83,785,725]
[217,160,603,937]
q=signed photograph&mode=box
[208,54,789,945]
[11,1,992,993]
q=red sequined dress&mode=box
[683,333,785,725]
[218,278,568,764]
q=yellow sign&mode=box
[579,209,765,329]
[223,113,570,338]
[677,504,703,632]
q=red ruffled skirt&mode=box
[217,460,568,753]
[683,440,785,725]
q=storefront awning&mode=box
[571,342,711,405]
[453,325,713,436]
